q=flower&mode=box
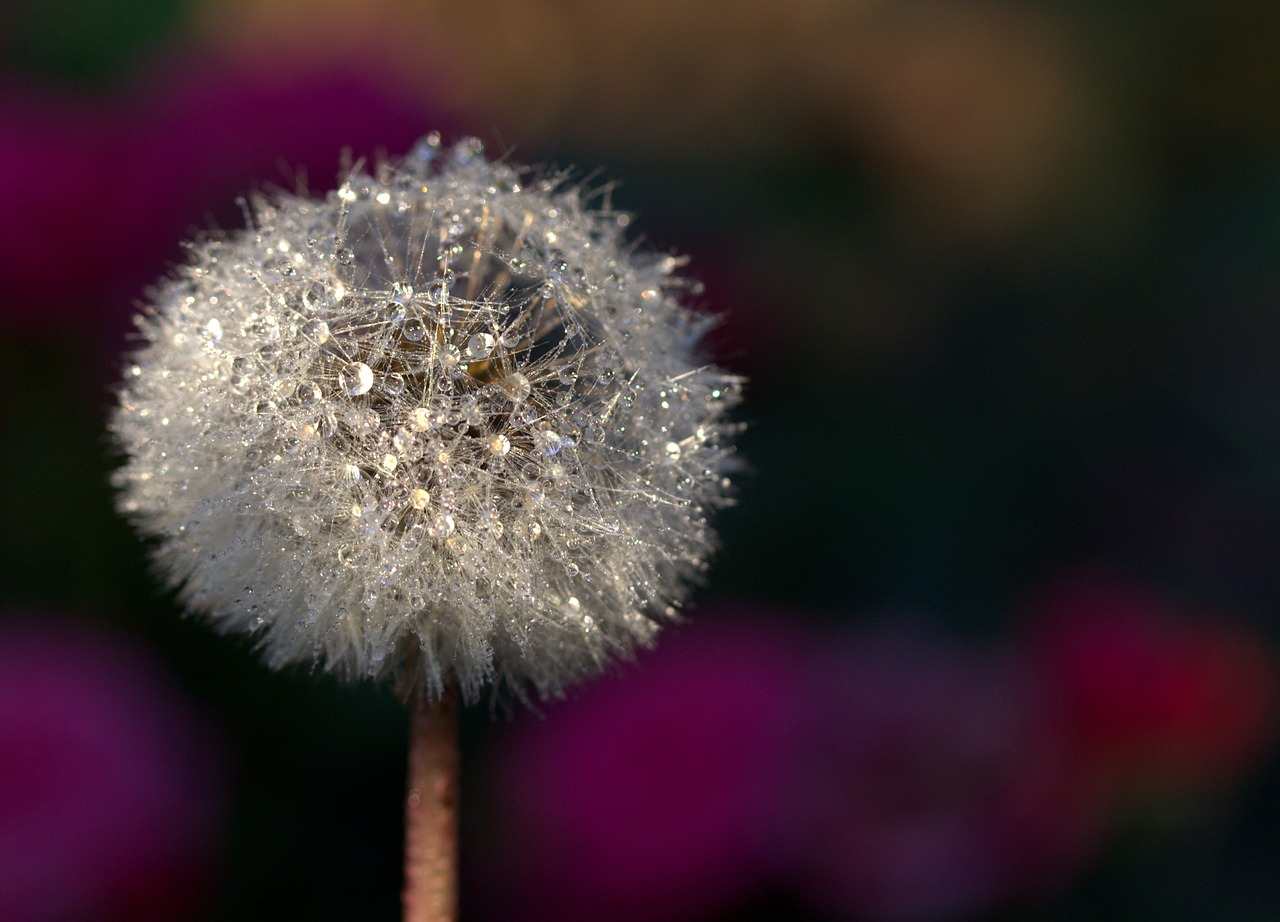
[0,612,224,921]
[786,624,1104,922]
[0,58,450,340]
[111,135,742,703]
[480,611,808,921]
[1021,575,1278,793]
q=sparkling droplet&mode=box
[301,319,330,345]
[205,318,223,342]
[383,301,407,324]
[459,398,483,427]
[428,514,456,538]
[340,362,373,396]
[382,372,406,397]
[466,332,495,359]
[664,441,682,462]
[498,373,532,403]
[488,434,511,456]
[410,133,441,167]
[410,488,430,510]
[403,317,426,342]
[381,453,398,472]
[439,344,463,378]
[294,382,321,406]
[392,428,417,454]
[302,283,330,311]
[536,430,563,455]
[425,278,452,305]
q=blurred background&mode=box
[1,0,1279,918]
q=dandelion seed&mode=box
[110,136,742,704]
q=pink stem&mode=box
[402,692,458,922]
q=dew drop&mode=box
[340,362,374,396]
[467,332,495,359]
[498,373,532,403]
[425,278,452,305]
[663,441,682,462]
[428,514,456,538]
[382,372,406,397]
[301,319,330,345]
[439,344,463,378]
[383,301,407,325]
[403,317,426,342]
[410,133,441,167]
[294,382,321,406]
[411,488,430,510]
[536,430,563,455]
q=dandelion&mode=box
[111,134,742,920]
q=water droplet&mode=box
[410,488,430,510]
[536,430,563,455]
[663,441,682,462]
[336,247,355,266]
[301,319,330,344]
[302,282,330,311]
[425,278,452,305]
[466,332,495,359]
[341,463,361,484]
[384,301,407,324]
[488,434,511,456]
[498,373,532,403]
[453,137,484,165]
[410,133,441,168]
[403,317,426,342]
[459,398,483,427]
[382,372,406,397]
[340,362,373,396]
[294,382,321,406]
[428,514,456,538]
[381,453,398,472]
[205,318,223,342]
[439,344,463,378]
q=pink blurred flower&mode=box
[0,613,224,921]
[0,55,454,345]
[483,610,812,922]
[786,624,1104,922]
[1022,575,1278,793]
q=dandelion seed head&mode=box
[111,135,742,703]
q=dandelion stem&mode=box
[403,691,458,922]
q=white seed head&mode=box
[111,135,742,703]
